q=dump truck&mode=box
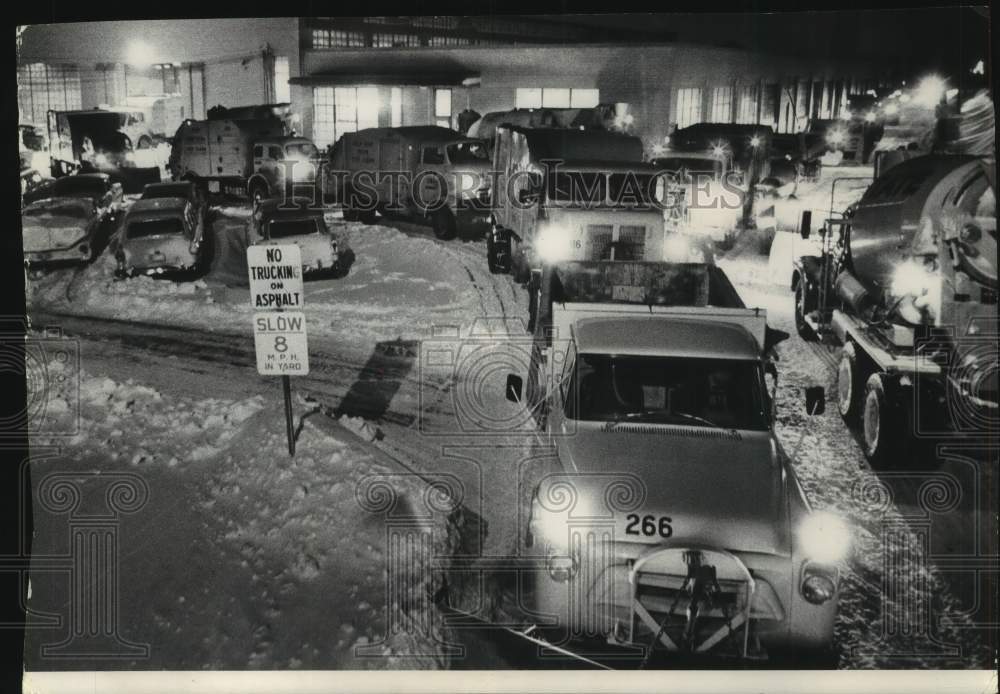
[168,109,319,201]
[327,126,492,240]
[487,126,709,306]
[791,154,997,464]
[501,259,845,663]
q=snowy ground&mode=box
[26,205,483,360]
[23,203,996,671]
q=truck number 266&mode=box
[625,514,673,538]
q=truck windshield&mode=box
[447,142,490,165]
[128,218,186,239]
[268,218,319,238]
[653,157,722,180]
[565,353,768,431]
[548,171,607,204]
[285,143,319,160]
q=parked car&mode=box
[111,192,208,278]
[140,180,203,205]
[246,197,349,278]
[22,172,124,207]
[21,173,124,267]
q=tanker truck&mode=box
[791,154,997,465]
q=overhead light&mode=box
[914,74,946,108]
[127,40,155,68]
[972,60,985,75]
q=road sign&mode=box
[247,245,304,310]
[253,312,310,376]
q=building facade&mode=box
[19,16,892,154]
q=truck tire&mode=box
[249,180,268,204]
[487,226,511,274]
[861,372,906,467]
[837,342,865,423]
[794,280,818,341]
[431,207,457,240]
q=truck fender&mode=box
[247,175,270,200]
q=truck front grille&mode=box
[584,224,646,261]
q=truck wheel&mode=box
[250,181,268,204]
[837,342,865,423]
[794,281,817,341]
[487,226,511,274]
[861,373,905,467]
[431,207,457,240]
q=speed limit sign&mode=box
[253,312,310,376]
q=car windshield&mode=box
[447,142,490,165]
[24,200,93,218]
[285,143,319,160]
[268,218,319,238]
[566,354,768,430]
[128,218,186,239]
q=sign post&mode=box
[247,245,307,456]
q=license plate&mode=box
[207,181,220,193]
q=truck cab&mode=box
[249,137,320,202]
[488,126,679,284]
[330,126,491,239]
[504,289,844,661]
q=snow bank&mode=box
[26,215,482,355]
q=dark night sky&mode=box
[538,7,989,68]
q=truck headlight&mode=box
[890,259,936,298]
[826,128,847,147]
[801,562,839,605]
[546,554,578,583]
[798,511,850,563]
[664,234,692,261]
[535,223,573,263]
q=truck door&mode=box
[415,144,448,211]
[255,143,285,188]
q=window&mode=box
[434,88,452,128]
[710,86,732,122]
[372,32,420,48]
[542,88,571,108]
[570,89,599,108]
[273,57,290,103]
[735,85,759,124]
[312,86,379,148]
[516,87,600,109]
[390,87,403,127]
[422,146,445,165]
[312,87,336,148]
[515,88,542,109]
[17,63,82,124]
[674,88,702,128]
[253,145,264,158]
[312,29,365,48]
[268,146,283,160]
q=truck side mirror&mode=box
[505,374,523,403]
[804,386,825,416]
[799,210,812,240]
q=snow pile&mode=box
[44,358,265,467]
[27,214,485,355]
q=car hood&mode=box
[544,423,788,556]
